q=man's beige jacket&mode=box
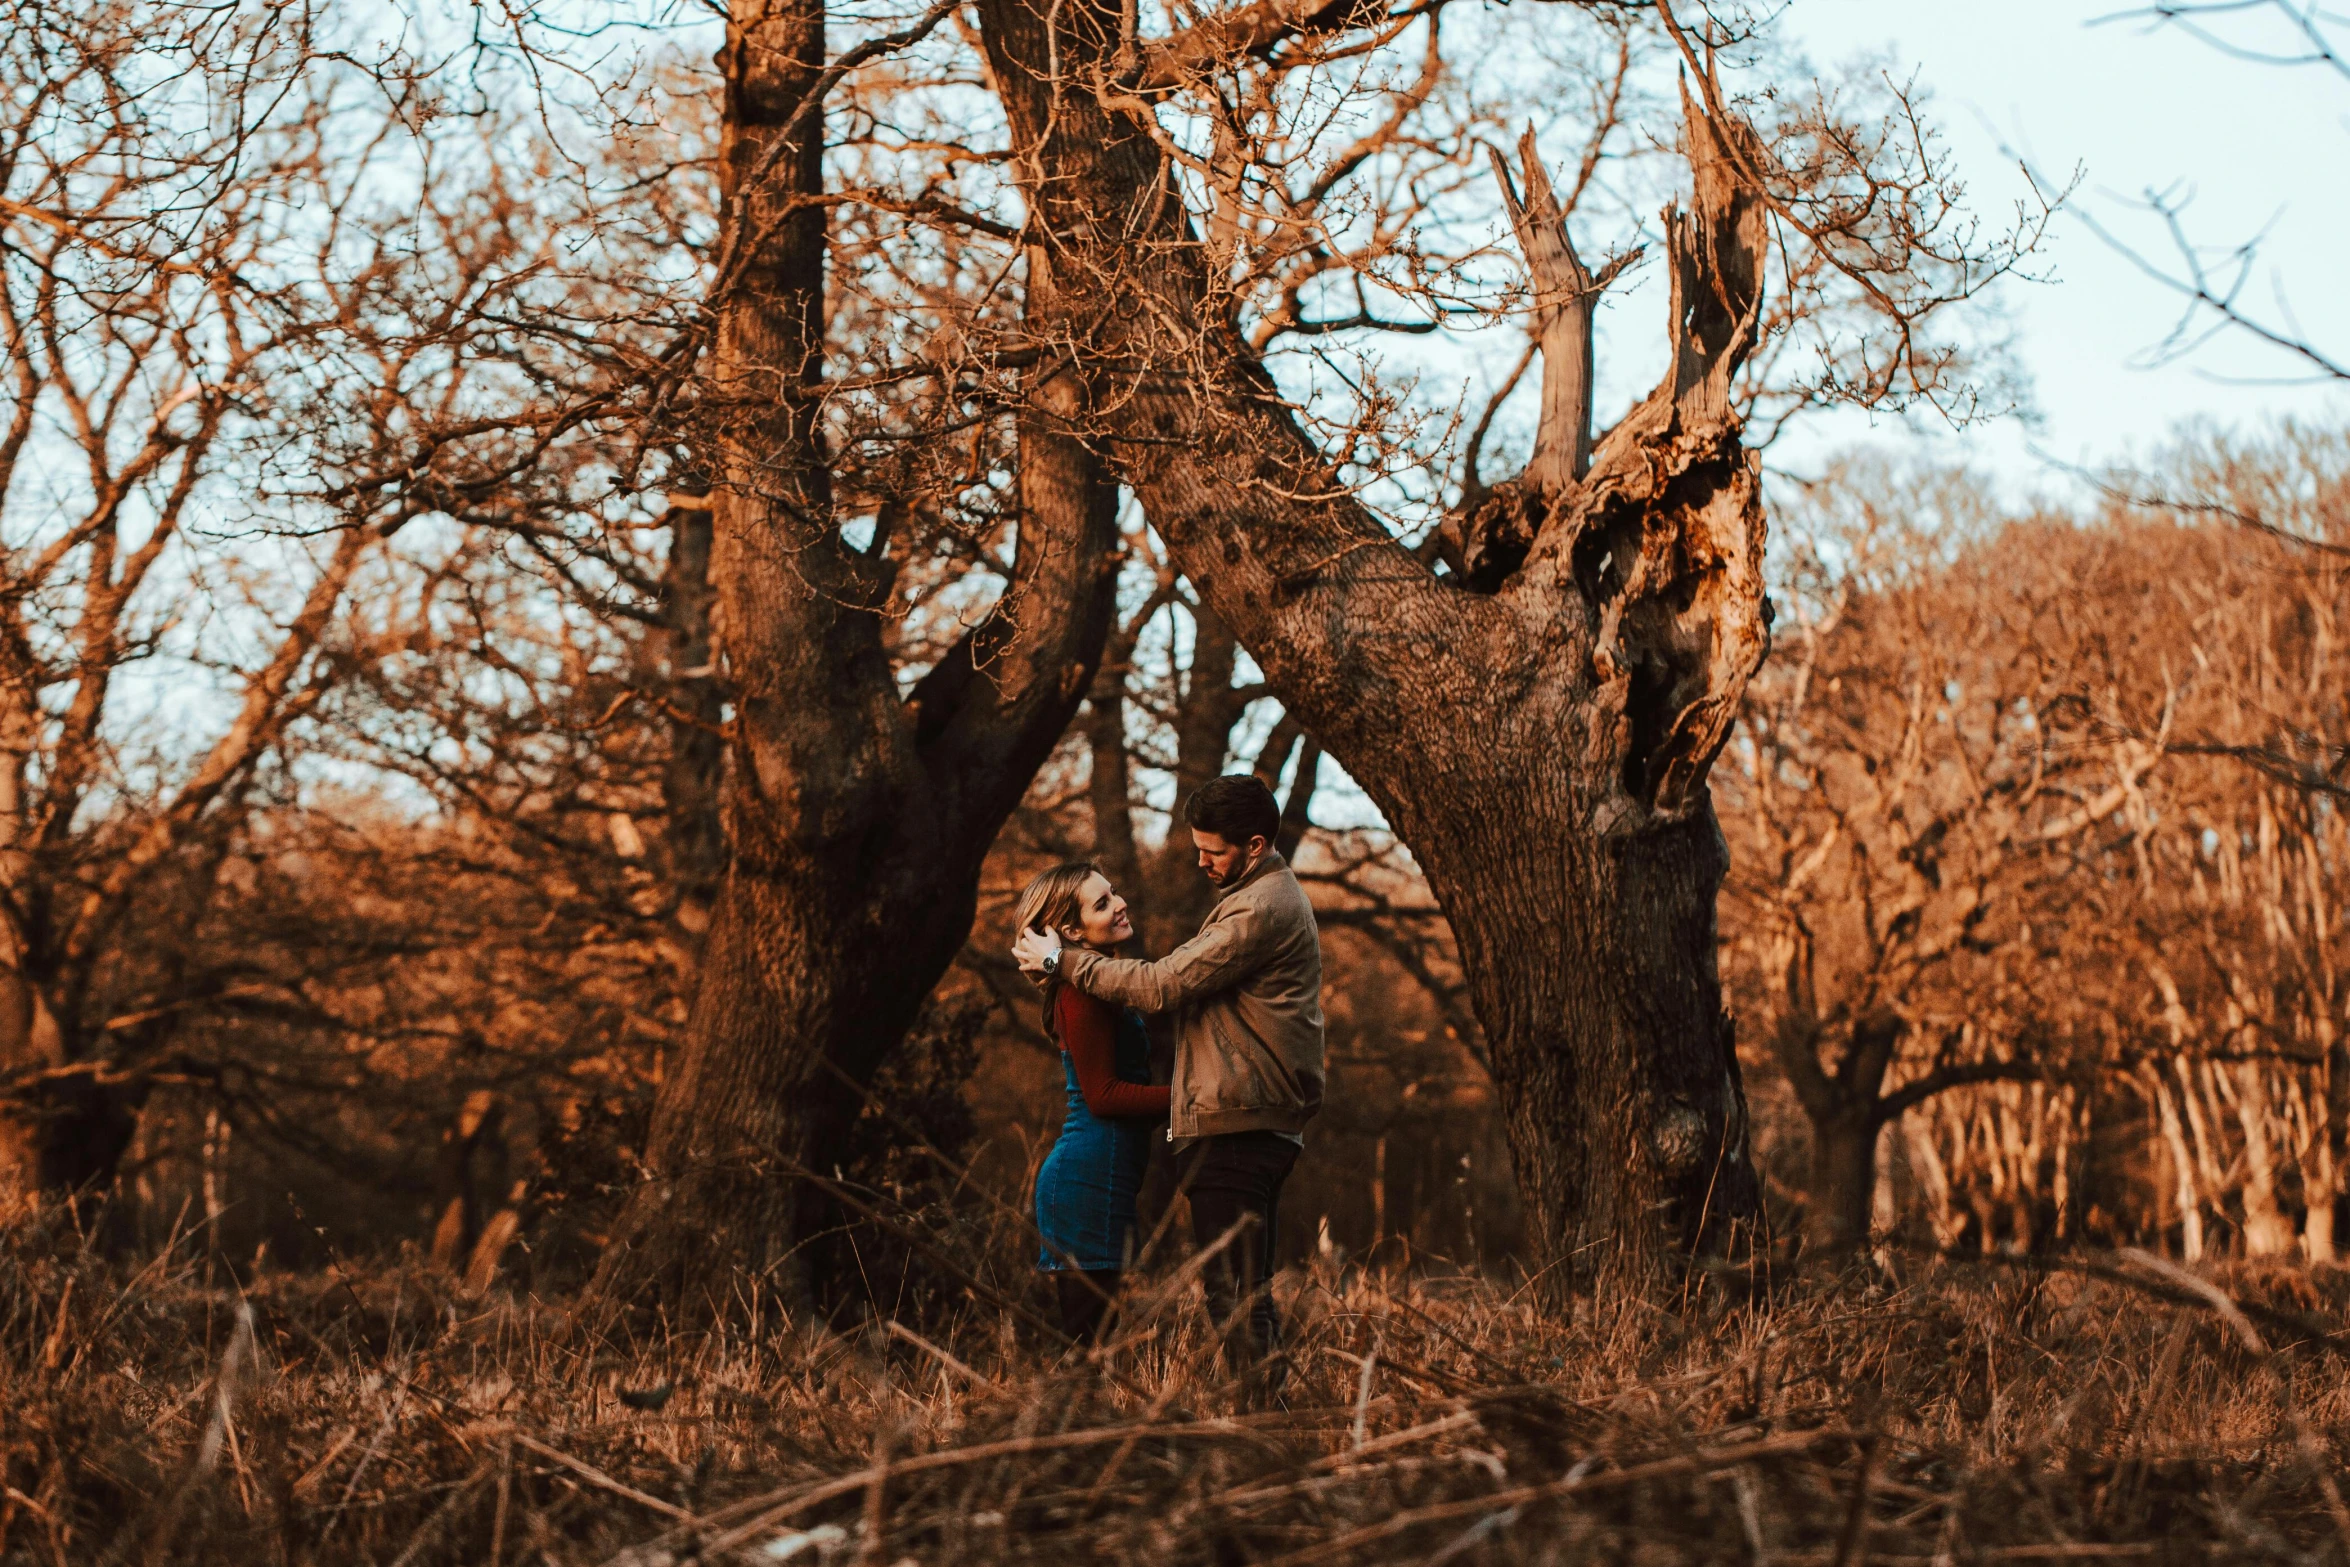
[1058,851,1324,1142]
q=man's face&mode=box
[1192,827,1268,889]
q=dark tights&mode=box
[1055,1269,1123,1345]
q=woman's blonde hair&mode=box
[1014,860,1102,1040]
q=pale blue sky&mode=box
[1774,0,2350,485]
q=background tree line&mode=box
[65,410,2350,1290]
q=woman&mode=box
[1015,861,1168,1344]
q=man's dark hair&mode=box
[1185,773,1281,848]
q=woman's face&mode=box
[1062,872,1133,950]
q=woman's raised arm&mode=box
[1057,989,1170,1119]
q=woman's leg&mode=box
[1055,1269,1122,1344]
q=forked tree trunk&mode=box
[587,0,1119,1319]
[975,2,1773,1299]
[1772,1009,1900,1256]
[1770,994,2041,1257]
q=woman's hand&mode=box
[1011,924,1062,976]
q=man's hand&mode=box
[1011,924,1062,977]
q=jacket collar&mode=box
[1214,848,1289,905]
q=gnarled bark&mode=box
[974,0,1771,1298]
[586,0,1120,1319]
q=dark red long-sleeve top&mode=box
[1055,986,1170,1119]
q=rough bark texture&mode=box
[588,0,1119,1319]
[975,0,1771,1298]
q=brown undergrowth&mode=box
[7,1202,2350,1565]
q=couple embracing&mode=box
[1010,774,1324,1399]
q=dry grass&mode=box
[7,1205,2350,1565]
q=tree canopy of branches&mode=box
[954,0,2049,1297]
[1722,467,2171,1253]
[0,2,459,1198]
[4,0,2069,1314]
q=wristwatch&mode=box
[1040,945,1063,977]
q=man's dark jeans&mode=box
[1178,1130,1300,1404]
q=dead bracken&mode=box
[7,1201,2350,1565]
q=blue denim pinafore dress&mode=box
[1034,1002,1157,1273]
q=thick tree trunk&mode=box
[974,0,1771,1300]
[594,422,1116,1314]
[2232,1061,2296,1257]
[1770,1009,1902,1258]
[598,838,972,1312]
[0,656,47,1201]
[0,984,61,1208]
[1425,805,1756,1291]
[588,0,1119,1319]
[1806,1111,1880,1259]
[596,454,1117,1318]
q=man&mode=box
[1012,773,1324,1401]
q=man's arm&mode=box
[1059,909,1264,1013]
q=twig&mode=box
[490,1436,513,1567]
[1833,1432,1880,1567]
[2113,1249,2267,1353]
[886,1321,990,1387]
[857,1426,894,1567]
[511,1434,700,1523]
[1315,1409,1474,1469]
[1904,1245,2350,1358]
[1349,1340,1378,1449]
[609,1419,1267,1565]
[1260,1428,1841,1567]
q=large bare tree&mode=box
[968,0,2049,1296]
[584,0,1125,1314]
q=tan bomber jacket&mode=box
[1057,851,1325,1143]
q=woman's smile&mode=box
[1065,870,1133,950]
